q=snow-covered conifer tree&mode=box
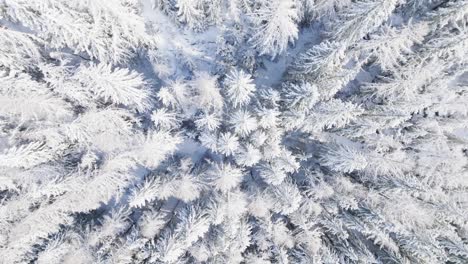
[250,0,299,57]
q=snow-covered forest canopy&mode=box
[0,0,467,263]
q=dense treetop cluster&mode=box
[0,0,467,263]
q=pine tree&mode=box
[250,0,299,57]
